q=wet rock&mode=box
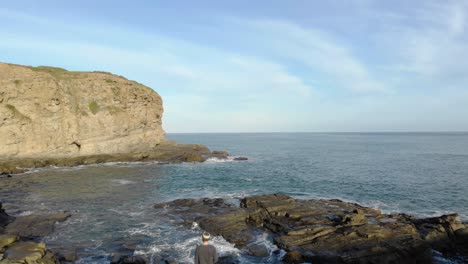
[246,243,269,257]
[156,194,461,264]
[217,255,240,264]
[283,251,303,264]
[211,150,229,159]
[123,255,148,264]
[2,242,56,264]
[54,247,78,263]
[0,234,18,249]
[155,197,253,247]
[0,203,15,230]
[164,256,177,264]
[233,157,248,161]
[411,213,467,254]
[5,213,71,237]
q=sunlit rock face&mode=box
[0,62,165,159]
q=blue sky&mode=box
[1,0,467,132]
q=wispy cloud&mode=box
[230,18,390,93]
[1,2,468,132]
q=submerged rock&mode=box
[6,213,71,237]
[233,157,248,161]
[154,194,467,264]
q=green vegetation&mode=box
[13,80,21,85]
[29,66,81,79]
[88,101,100,115]
[105,79,116,84]
[31,66,68,74]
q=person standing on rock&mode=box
[194,232,218,264]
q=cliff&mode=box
[0,62,227,173]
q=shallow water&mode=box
[1,132,467,263]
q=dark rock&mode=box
[5,213,71,237]
[246,243,269,257]
[156,194,465,264]
[411,213,466,254]
[283,251,303,264]
[111,255,149,264]
[54,247,78,262]
[0,203,15,229]
[164,256,177,264]
[233,157,248,161]
[217,255,240,264]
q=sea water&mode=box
[1,133,467,263]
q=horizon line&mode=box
[166,131,468,134]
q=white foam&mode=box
[16,210,34,216]
[204,157,236,163]
[110,179,136,185]
[204,156,250,163]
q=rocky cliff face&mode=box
[0,63,165,159]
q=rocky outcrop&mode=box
[0,62,229,173]
[0,203,67,264]
[0,63,165,159]
[154,194,468,264]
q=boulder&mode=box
[0,234,18,249]
[54,247,78,263]
[3,241,47,263]
[246,243,269,257]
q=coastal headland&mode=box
[0,62,229,175]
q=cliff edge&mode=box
[0,63,228,173]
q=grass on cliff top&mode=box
[30,66,83,79]
[31,66,68,74]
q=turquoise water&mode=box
[0,132,467,263]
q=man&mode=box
[194,232,218,264]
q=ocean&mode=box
[1,132,467,263]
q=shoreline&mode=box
[0,141,231,175]
[2,194,467,263]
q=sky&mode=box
[1,0,467,132]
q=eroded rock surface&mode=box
[154,194,468,264]
[0,63,165,159]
